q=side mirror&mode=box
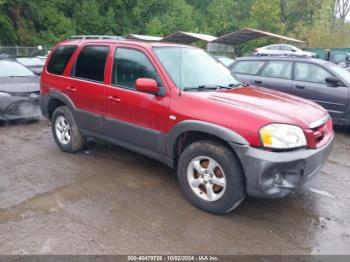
[135,78,159,95]
[346,56,350,62]
[291,49,297,52]
[325,76,340,87]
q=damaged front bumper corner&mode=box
[230,134,334,198]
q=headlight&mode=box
[259,124,306,149]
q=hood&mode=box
[0,76,39,94]
[191,86,327,129]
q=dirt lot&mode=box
[0,119,349,255]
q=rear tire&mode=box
[177,140,245,214]
[51,106,85,153]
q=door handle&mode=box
[108,96,121,102]
[295,85,305,89]
[254,80,262,84]
[66,86,77,92]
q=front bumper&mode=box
[0,95,41,121]
[230,135,334,198]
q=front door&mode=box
[104,46,170,154]
[291,62,349,119]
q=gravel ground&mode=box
[0,119,349,255]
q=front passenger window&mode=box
[295,63,332,84]
[113,48,162,89]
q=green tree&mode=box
[75,0,103,35]
[0,13,16,44]
[145,0,194,35]
[206,0,239,35]
[249,0,284,33]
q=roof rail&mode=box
[68,35,125,40]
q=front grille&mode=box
[306,118,333,148]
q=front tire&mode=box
[51,106,85,153]
[177,140,246,214]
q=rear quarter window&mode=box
[47,45,77,75]
[231,60,265,75]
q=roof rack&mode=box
[251,54,314,59]
[68,35,125,40]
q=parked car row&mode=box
[1,38,345,214]
[0,57,42,121]
[39,38,334,214]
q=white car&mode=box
[254,44,318,58]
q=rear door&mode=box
[230,60,266,85]
[291,62,348,119]
[67,44,110,134]
[255,60,293,93]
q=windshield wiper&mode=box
[182,83,244,91]
[183,85,218,91]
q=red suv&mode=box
[40,38,334,214]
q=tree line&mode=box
[0,0,349,48]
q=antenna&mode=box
[179,45,182,96]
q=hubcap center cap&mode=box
[203,173,210,182]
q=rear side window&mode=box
[260,61,293,80]
[47,45,77,75]
[231,60,265,75]
[73,45,109,82]
[112,48,161,89]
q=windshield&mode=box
[0,60,34,77]
[16,57,45,66]
[329,64,350,83]
[153,47,240,90]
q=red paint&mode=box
[41,39,333,149]
[135,78,159,94]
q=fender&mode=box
[166,120,249,159]
[41,91,76,120]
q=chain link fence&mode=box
[0,46,50,57]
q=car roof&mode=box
[58,39,192,49]
[235,56,329,65]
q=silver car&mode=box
[254,44,318,58]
